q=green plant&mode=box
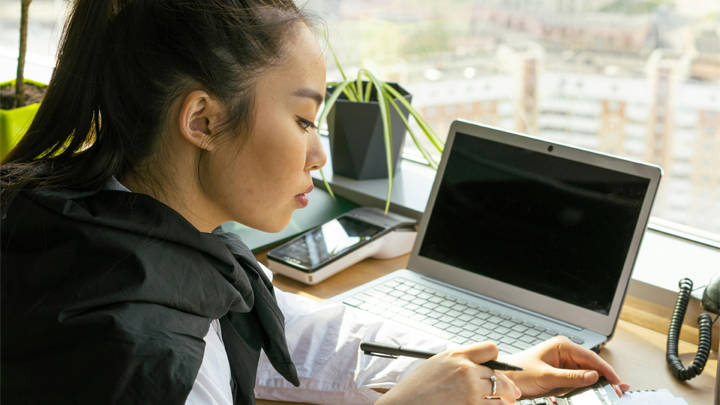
[317,41,445,215]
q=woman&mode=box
[1,0,630,404]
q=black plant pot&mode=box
[326,81,412,180]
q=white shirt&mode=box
[103,177,455,404]
[185,319,234,405]
[254,266,457,405]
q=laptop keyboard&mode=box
[342,277,586,354]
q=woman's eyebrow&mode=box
[291,88,324,107]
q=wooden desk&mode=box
[254,251,717,405]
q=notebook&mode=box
[620,389,689,405]
[324,119,662,354]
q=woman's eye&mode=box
[297,116,317,133]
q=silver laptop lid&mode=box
[408,119,662,337]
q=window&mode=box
[312,0,720,238]
[6,0,719,240]
[0,0,66,69]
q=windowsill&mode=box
[312,136,720,318]
[0,47,55,84]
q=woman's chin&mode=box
[258,214,294,234]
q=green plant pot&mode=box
[326,81,412,180]
[1,79,47,160]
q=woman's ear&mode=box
[178,90,225,151]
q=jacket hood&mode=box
[1,186,299,404]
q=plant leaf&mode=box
[318,168,336,200]
[364,81,372,102]
[323,31,360,100]
[387,96,438,169]
[358,69,393,215]
[382,82,444,153]
[324,33,347,82]
[317,79,354,128]
[347,82,360,100]
[356,75,363,102]
[341,87,358,102]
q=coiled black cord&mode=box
[666,278,714,381]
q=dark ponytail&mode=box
[1,0,321,209]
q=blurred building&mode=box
[406,45,720,232]
[691,25,720,81]
[475,5,654,54]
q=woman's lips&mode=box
[294,194,309,208]
[294,184,313,208]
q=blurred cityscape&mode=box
[309,0,720,235]
[1,0,718,235]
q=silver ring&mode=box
[483,375,498,399]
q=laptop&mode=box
[324,119,662,354]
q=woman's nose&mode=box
[307,132,327,171]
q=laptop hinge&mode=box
[420,276,583,331]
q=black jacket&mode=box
[1,186,300,404]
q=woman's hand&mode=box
[497,336,631,398]
[376,342,522,405]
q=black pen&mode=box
[360,341,524,371]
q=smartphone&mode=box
[267,207,416,285]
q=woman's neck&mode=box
[118,171,226,233]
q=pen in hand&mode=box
[360,341,524,371]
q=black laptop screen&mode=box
[418,132,650,315]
